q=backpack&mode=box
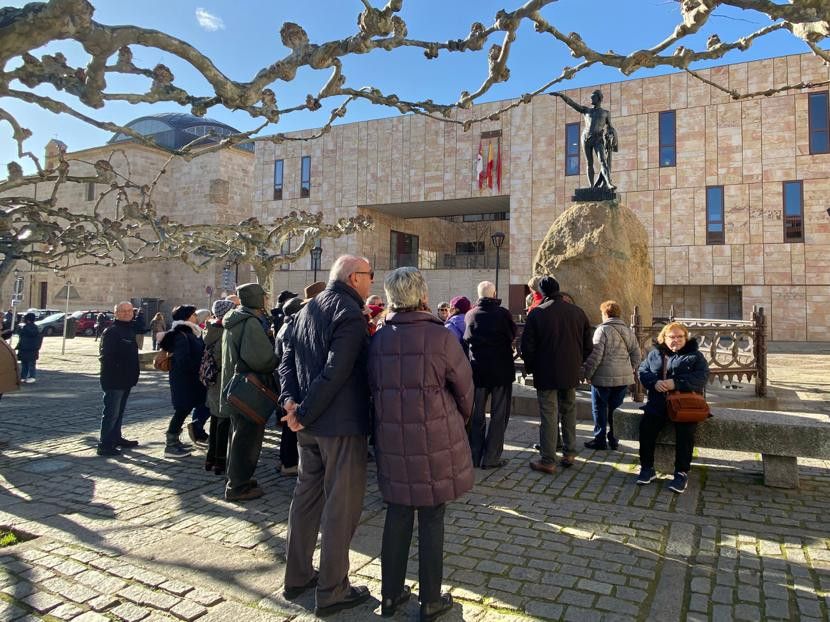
[199,342,220,387]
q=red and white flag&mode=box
[486,142,495,189]
[496,139,502,192]
[475,141,484,189]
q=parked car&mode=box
[32,312,66,336]
[24,308,61,322]
[71,310,114,336]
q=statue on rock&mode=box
[551,89,618,201]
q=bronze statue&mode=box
[552,89,617,190]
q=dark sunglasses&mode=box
[353,270,374,280]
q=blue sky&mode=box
[0,1,817,173]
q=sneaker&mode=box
[164,444,192,458]
[280,464,298,476]
[96,445,121,457]
[25,377,36,383]
[668,471,688,494]
[636,467,657,485]
[186,422,197,445]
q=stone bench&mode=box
[139,350,159,372]
[614,405,830,488]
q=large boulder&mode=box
[533,200,652,326]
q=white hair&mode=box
[114,301,133,314]
[384,267,428,311]
[477,280,496,299]
[329,254,370,283]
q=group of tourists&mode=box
[91,253,709,621]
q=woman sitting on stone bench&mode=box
[636,321,709,494]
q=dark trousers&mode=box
[206,415,230,468]
[285,432,367,608]
[590,385,627,442]
[469,384,512,467]
[166,407,191,436]
[226,411,266,494]
[382,502,445,605]
[280,419,299,468]
[99,388,131,449]
[639,405,696,473]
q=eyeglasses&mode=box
[353,270,374,280]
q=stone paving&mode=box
[0,337,829,621]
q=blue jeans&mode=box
[20,360,36,379]
[99,388,131,449]
[590,385,627,443]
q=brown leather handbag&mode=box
[153,350,173,372]
[661,355,710,423]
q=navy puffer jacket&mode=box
[638,338,709,415]
[369,311,474,507]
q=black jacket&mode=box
[520,295,593,390]
[279,280,370,437]
[16,323,42,363]
[99,320,139,390]
[160,323,206,411]
[638,338,709,415]
[464,298,516,387]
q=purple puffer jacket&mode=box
[368,310,474,507]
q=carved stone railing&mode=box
[630,305,767,401]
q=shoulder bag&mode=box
[661,355,711,423]
[223,318,279,426]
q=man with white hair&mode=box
[279,254,373,616]
[464,281,517,469]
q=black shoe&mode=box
[420,593,453,622]
[480,459,509,470]
[583,439,607,450]
[96,446,121,457]
[314,585,371,617]
[381,585,411,617]
[213,465,225,476]
[607,435,619,450]
[282,572,319,600]
[115,438,139,448]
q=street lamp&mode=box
[490,231,505,296]
[310,245,323,282]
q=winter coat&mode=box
[16,323,42,363]
[464,298,517,387]
[582,318,641,387]
[219,307,278,418]
[202,320,224,416]
[159,322,206,412]
[279,279,370,437]
[444,313,466,344]
[149,317,166,336]
[520,295,593,390]
[638,338,709,417]
[368,310,475,507]
[99,320,139,391]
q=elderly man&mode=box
[521,276,593,474]
[97,301,140,457]
[465,281,517,469]
[279,254,373,617]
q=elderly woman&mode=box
[636,321,709,494]
[581,300,640,450]
[368,267,473,622]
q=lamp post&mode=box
[310,245,323,282]
[490,231,505,297]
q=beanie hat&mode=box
[172,305,197,322]
[277,289,297,305]
[450,296,471,314]
[237,283,267,309]
[539,276,560,298]
[282,297,303,317]
[211,299,235,319]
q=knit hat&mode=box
[282,297,303,317]
[450,296,471,314]
[211,299,235,319]
[237,283,267,309]
[172,305,197,322]
[195,309,211,324]
[277,289,298,305]
[539,276,560,298]
[303,281,326,301]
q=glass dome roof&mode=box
[109,113,254,153]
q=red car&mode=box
[71,310,114,336]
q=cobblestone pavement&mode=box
[1,338,828,621]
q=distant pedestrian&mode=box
[97,301,140,457]
[16,312,42,384]
[203,299,235,475]
[443,295,471,346]
[521,276,593,474]
[94,311,107,341]
[465,281,516,469]
[149,312,166,350]
[133,308,146,350]
[436,301,451,323]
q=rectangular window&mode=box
[565,123,580,176]
[808,91,829,154]
[300,155,311,198]
[86,182,95,201]
[659,110,676,167]
[390,230,419,268]
[706,186,725,245]
[273,159,284,200]
[456,241,485,255]
[783,180,804,243]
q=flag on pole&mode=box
[496,139,502,192]
[475,141,484,189]
[486,142,494,189]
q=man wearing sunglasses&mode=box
[279,254,374,617]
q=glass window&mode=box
[300,156,311,198]
[706,186,724,245]
[808,92,829,154]
[273,160,284,200]
[565,123,580,176]
[390,230,419,268]
[659,110,676,167]
[783,181,804,242]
